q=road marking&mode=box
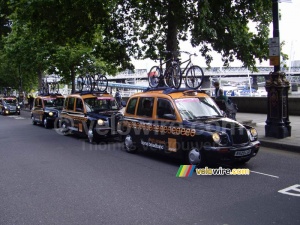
[8,115,25,120]
[251,170,279,178]
[278,184,300,197]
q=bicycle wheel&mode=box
[96,75,108,92]
[76,76,84,91]
[185,65,204,89]
[164,65,181,89]
[170,64,182,89]
[50,82,60,93]
[85,75,94,92]
[148,66,161,88]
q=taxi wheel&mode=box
[43,118,50,129]
[88,129,98,144]
[31,116,37,125]
[124,134,137,153]
[60,121,71,135]
[183,148,205,166]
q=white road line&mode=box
[251,170,279,178]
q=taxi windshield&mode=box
[4,99,17,105]
[84,97,118,113]
[175,97,222,120]
[43,98,64,108]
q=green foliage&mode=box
[113,0,273,70]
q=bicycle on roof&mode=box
[175,51,204,89]
[148,51,182,89]
[76,73,108,92]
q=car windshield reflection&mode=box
[175,97,222,120]
[43,98,64,108]
[84,97,118,113]
[4,99,17,105]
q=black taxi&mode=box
[59,91,123,144]
[0,96,21,115]
[118,87,260,166]
[31,94,65,128]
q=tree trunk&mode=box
[166,0,179,55]
[71,67,75,93]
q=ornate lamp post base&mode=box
[265,71,291,138]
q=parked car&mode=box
[0,96,21,115]
[58,91,123,143]
[31,94,65,128]
[118,87,260,166]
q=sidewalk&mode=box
[236,113,300,153]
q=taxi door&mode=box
[73,98,86,133]
[153,97,180,153]
[32,97,44,123]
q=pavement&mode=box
[236,113,300,153]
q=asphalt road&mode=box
[0,110,299,225]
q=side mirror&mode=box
[121,100,127,107]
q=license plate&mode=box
[235,149,251,156]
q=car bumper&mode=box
[3,109,20,115]
[203,141,260,163]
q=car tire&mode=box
[60,120,71,136]
[87,129,98,144]
[124,134,137,153]
[43,118,50,129]
[183,148,205,167]
[32,116,37,125]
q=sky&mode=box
[133,1,299,70]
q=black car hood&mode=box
[88,110,123,120]
[45,107,62,112]
[183,117,244,133]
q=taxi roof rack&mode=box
[144,87,207,95]
[38,93,63,97]
[73,90,108,96]
[2,95,17,98]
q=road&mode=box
[0,110,299,225]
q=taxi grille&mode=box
[109,114,121,133]
[231,127,249,145]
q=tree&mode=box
[112,0,273,70]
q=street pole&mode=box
[265,0,291,138]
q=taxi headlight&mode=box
[212,132,221,144]
[97,119,104,126]
[250,128,258,137]
[17,106,20,109]
[49,112,53,116]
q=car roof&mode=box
[66,91,114,99]
[129,87,209,99]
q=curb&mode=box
[259,140,300,154]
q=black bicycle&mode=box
[148,51,182,89]
[175,51,204,89]
[76,74,108,92]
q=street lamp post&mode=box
[265,0,291,138]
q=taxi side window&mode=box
[67,97,75,111]
[156,98,175,119]
[137,97,154,117]
[35,98,42,108]
[75,98,84,112]
[126,97,138,115]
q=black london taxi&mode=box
[0,96,21,115]
[58,91,123,144]
[118,87,260,166]
[31,94,65,128]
